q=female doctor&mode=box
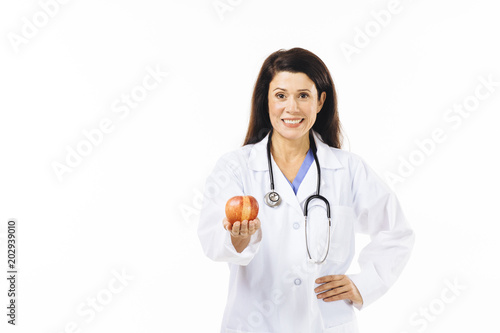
[198,48,414,333]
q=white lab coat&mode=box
[198,131,415,333]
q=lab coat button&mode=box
[294,278,302,285]
[293,222,300,230]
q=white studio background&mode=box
[0,0,499,332]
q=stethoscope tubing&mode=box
[265,129,332,264]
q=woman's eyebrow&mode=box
[272,88,311,92]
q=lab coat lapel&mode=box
[248,134,268,172]
[313,131,343,170]
[297,131,344,207]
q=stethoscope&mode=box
[264,130,331,264]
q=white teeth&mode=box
[283,119,302,124]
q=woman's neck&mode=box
[270,131,310,164]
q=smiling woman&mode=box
[198,47,414,333]
[269,72,325,139]
[245,48,341,149]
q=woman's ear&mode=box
[317,91,327,113]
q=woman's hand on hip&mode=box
[314,275,363,306]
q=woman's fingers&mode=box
[224,217,261,238]
[230,221,249,237]
[253,218,261,231]
[232,222,241,236]
[316,285,350,300]
[246,218,260,235]
[314,275,363,304]
[239,220,249,236]
[314,278,346,293]
[248,220,255,235]
[314,275,347,293]
[315,275,345,285]
[222,218,232,231]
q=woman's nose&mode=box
[285,97,298,111]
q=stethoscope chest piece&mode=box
[264,191,281,207]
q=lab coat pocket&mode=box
[327,205,355,264]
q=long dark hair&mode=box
[243,47,343,149]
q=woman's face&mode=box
[268,71,326,142]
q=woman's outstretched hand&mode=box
[314,275,363,306]
[222,217,261,253]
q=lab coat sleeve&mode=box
[347,157,415,310]
[197,152,262,266]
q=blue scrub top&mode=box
[283,149,315,195]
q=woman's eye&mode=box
[276,93,285,99]
[299,93,309,98]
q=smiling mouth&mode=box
[282,119,304,124]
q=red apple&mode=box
[225,195,259,224]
